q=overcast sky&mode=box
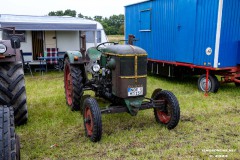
[0,0,143,17]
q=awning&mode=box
[0,22,97,31]
[0,14,98,31]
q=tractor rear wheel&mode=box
[64,58,83,111]
[152,90,180,130]
[0,62,28,126]
[83,97,102,142]
[198,74,219,93]
[0,106,20,160]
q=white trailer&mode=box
[0,14,108,62]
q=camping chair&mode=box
[20,50,33,76]
[46,48,61,70]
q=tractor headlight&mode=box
[0,44,7,54]
[92,64,100,72]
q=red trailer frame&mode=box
[148,59,240,94]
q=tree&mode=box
[48,10,125,35]
[119,24,124,35]
[94,16,103,22]
[83,16,93,20]
[78,13,84,18]
[64,9,76,17]
[48,9,76,17]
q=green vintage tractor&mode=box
[63,42,180,142]
[0,27,28,159]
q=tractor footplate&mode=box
[101,106,128,114]
[101,99,166,114]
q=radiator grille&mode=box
[120,56,147,76]
[138,56,147,75]
[120,57,134,76]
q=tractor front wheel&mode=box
[64,58,83,111]
[83,97,102,142]
[152,90,180,130]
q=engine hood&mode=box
[102,44,147,55]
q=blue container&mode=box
[125,0,240,68]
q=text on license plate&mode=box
[128,87,143,96]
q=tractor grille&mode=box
[138,56,147,75]
[120,56,147,76]
[120,57,134,76]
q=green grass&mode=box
[107,35,125,44]
[17,71,239,159]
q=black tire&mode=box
[80,95,91,115]
[64,58,83,111]
[15,135,20,160]
[152,90,180,130]
[0,62,28,126]
[0,106,19,160]
[198,74,219,93]
[83,97,102,142]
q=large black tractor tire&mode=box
[83,97,102,142]
[152,90,180,130]
[0,62,28,126]
[198,74,219,93]
[0,106,20,160]
[64,58,83,111]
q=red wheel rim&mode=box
[157,97,171,124]
[84,106,93,136]
[157,110,171,124]
[64,64,73,105]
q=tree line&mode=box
[48,9,124,35]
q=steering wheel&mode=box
[96,42,118,52]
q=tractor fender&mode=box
[86,47,102,61]
[64,51,83,64]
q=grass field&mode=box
[108,35,125,43]
[17,70,239,159]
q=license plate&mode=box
[128,87,143,96]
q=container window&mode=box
[97,31,101,43]
[2,30,26,42]
[140,9,151,31]
[86,31,101,43]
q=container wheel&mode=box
[0,106,19,160]
[198,74,219,93]
[83,97,102,142]
[235,78,240,87]
[0,62,28,126]
[235,83,240,87]
[152,90,180,130]
[64,58,83,111]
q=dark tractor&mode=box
[64,41,180,142]
[0,27,28,159]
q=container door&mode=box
[175,0,197,63]
[139,9,152,59]
[32,31,44,60]
[45,31,57,49]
